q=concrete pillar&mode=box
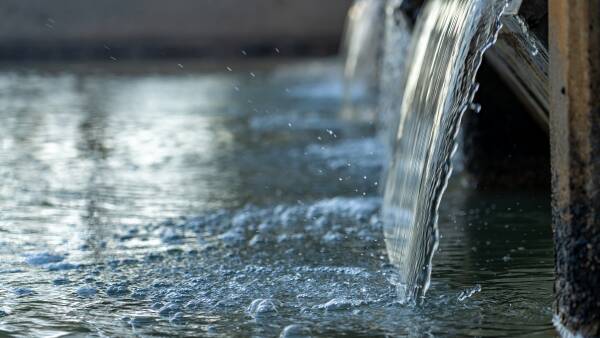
[549,1,600,336]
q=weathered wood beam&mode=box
[549,0,600,336]
[485,0,549,132]
[486,15,549,131]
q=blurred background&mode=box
[0,0,353,61]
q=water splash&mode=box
[457,284,482,301]
[382,0,508,304]
[512,16,539,57]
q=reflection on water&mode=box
[0,60,555,337]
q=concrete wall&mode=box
[0,0,353,59]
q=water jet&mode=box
[359,0,600,334]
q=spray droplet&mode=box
[470,102,482,113]
[458,284,482,301]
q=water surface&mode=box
[0,59,555,337]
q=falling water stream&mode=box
[341,0,384,122]
[378,0,412,158]
[382,0,509,303]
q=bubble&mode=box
[46,262,78,271]
[158,303,181,317]
[52,276,70,286]
[106,284,130,297]
[280,324,312,338]
[76,286,97,298]
[13,287,35,297]
[169,312,184,324]
[313,298,365,311]
[247,299,280,318]
[218,228,245,246]
[25,252,64,266]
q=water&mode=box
[377,0,412,154]
[341,0,384,122]
[382,0,509,304]
[0,59,556,336]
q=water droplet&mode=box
[457,284,481,301]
